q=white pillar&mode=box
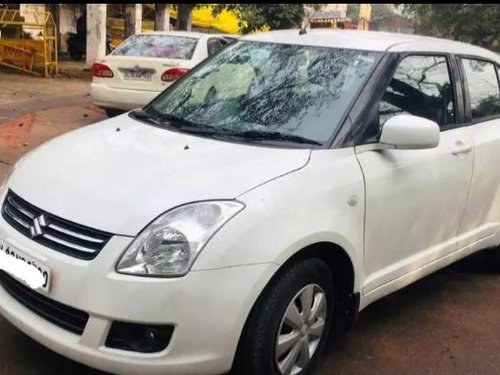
[86,4,106,68]
[125,4,142,38]
[155,4,170,31]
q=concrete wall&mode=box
[59,4,84,34]
[59,4,85,50]
[19,4,46,39]
[86,4,107,67]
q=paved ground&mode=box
[1,72,500,375]
[0,70,104,168]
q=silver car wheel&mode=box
[275,283,327,375]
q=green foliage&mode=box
[403,4,500,50]
[142,4,155,20]
[346,4,360,23]
[213,4,305,34]
[372,4,395,20]
[347,4,395,23]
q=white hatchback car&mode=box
[1,29,500,375]
[90,31,235,117]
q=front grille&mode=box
[0,271,89,335]
[1,190,112,260]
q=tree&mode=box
[347,4,395,23]
[213,4,305,34]
[402,4,500,50]
[346,4,360,23]
[177,4,195,31]
[372,4,395,20]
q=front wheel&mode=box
[233,258,334,375]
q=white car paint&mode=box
[7,117,309,235]
[357,124,475,305]
[379,114,440,149]
[0,29,499,375]
[90,31,233,112]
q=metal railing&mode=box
[0,9,58,77]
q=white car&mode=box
[1,29,500,375]
[90,31,235,117]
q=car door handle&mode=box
[452,145,472,155]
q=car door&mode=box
[355,54,474,302]
[455,57,500,250]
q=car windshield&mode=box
[112,34,198,59]
[144,40,380,146]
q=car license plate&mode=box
[122,71,152,81]
[0,239,51,293]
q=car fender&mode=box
[193,147,365,293]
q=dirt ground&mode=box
[1,71,500,375]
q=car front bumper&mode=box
[90,83,165,111]
[0,196,278,375]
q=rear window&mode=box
[112,34,198,59]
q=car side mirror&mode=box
[379,114,440,150]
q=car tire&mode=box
[484,246,500,272]
[104,108,124,118]
[232,258,334,375]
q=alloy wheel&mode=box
[275,284,327,375]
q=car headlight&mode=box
[116,201,245,277]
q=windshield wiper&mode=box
[229,130,322,146]
[129,109,162,126]
[156,113,214,131]
[132,110,220,136]
[132,110,322,146]
[157,113,222,135]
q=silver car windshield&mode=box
[145,41,380,146]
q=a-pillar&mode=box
[155,4,170,31]
[86,4,107,68]
[125,4,142,38]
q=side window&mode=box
[461,58,500,120]
[223,37,237,45]
[379,55,456,129]
[207,38,224,56]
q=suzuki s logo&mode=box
[29,214,47,238]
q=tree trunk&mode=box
[155,4,170,31]
[177,4,194,31]
[124,4,142,38]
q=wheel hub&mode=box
[275,284,327,375]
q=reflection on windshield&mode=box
[113,34,198,59]
[147,41,379,145]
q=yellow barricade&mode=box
[0,9,57,76]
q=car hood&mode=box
[7,115,310,235]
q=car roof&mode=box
[136,30,219,39]
[241,29,500,63]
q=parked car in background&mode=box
[1,29,500,375]
[90,31,236,117]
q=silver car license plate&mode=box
[122,71,153,81]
